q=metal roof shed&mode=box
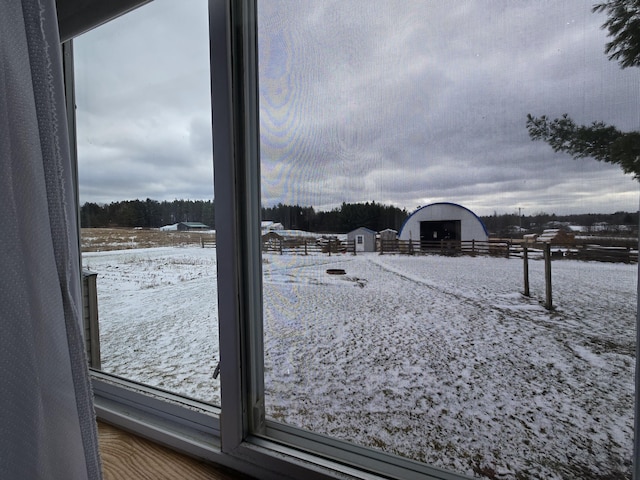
[399,202,488,248]
[176,222,210,231]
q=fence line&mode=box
[201,238,217,248]
[262,238,354,255]
[379,239,512,258]
[226,235,639,263]
[511,241,638,264]
[261,238,514,258]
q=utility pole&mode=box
[518,207,522,229]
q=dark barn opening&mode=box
[420,220,461,249]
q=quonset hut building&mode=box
[399,202,488,248]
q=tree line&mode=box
[80,199,408,232]
[81,199,637,238]
[80,199,215,229]
[262,201,408,233]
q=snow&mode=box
[83,247,636,479]
[83,247,220,399]
[160,224,179,231]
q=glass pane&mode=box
[75,0,220,405]
[258,1,638,478]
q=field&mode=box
[82,228,636,479]
[81,227,214,252]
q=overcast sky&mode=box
[75,0,639,216]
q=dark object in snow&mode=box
[326,268,346,275]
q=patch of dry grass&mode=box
[81,228,216,252]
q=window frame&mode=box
[209,1,476,478]
[65,0,640,479]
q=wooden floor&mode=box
[98,421,254,480]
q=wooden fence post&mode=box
[506,241,511,258]
[544,243,553,310]
[304,240,308,255]
[279,238,283,255]
[82,271,101,369]
[380,239,384,255]
[523,245,530,297]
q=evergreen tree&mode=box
[526,1,640,178]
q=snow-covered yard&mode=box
[83,247,636,479]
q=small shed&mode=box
[262,231,283,243]
[261,231,283,251]
[348,227,376,252]
[379,228,398,242]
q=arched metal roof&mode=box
[399,202,489,238]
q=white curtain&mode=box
[0,0,101,478]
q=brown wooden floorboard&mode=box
[98,421,254,480]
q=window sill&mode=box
[97,420,250,480]
[91,370,471,480]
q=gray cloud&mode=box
[75,0,212,205]
[75,0,638,216]
[257,1,638,215]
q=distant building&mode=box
[505,225,527,235]
[347,227,377,252]
[176,222,210,231]
[544,221,571,230]
[536,229,575,245]
[399,202,488,249]
[261,231,283,251]
[160,223,179,231]
[592,222,610,232]
[261,221,284,231]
